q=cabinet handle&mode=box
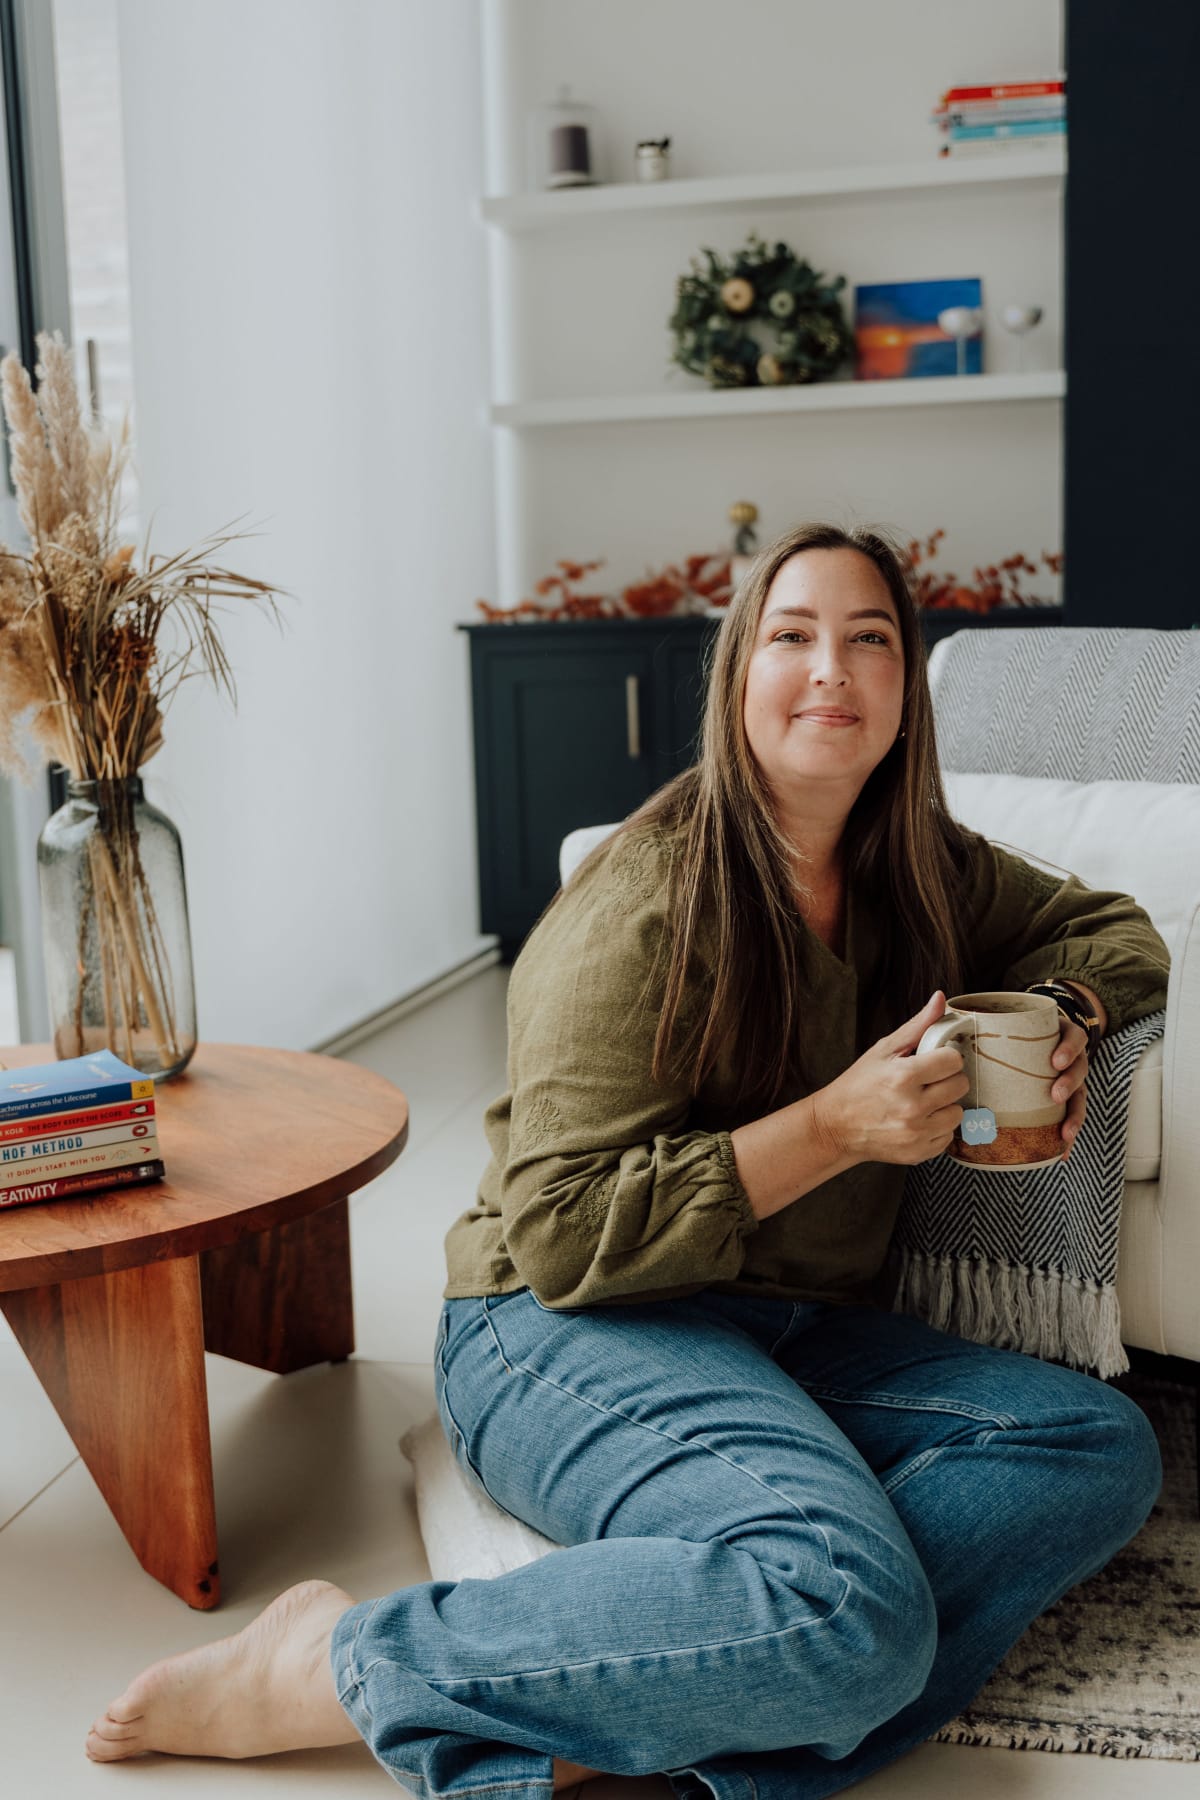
[626,675,641,759]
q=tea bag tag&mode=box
[961,1107,997,1145]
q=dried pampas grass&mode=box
[0,327,285,783]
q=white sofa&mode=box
[559,627,1200,1366]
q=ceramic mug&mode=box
[916,990,1067,1170]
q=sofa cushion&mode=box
[939,771,1200,962]
[559,822,620,888]
[563,776,1199,959]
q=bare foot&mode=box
[85,1578,358,1763]
[87,1577,609,1783]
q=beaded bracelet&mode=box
[1024,980,1102,1062]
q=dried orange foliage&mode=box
[475,553,734,623]
[906,529,1063,612]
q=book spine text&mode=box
[0,1097,155,1145]
[0,1139,162,1189]
[0,1159,166,1208]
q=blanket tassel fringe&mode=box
[889,1247,1129,1380]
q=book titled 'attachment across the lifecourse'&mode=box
[0,1050,155,1124]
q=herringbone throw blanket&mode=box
[888,1009,1165,1380]
[926,628,1200,788]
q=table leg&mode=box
[199,1196,355,1375]
[1,1255,220,1609]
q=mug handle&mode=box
[916,1008,974,1057]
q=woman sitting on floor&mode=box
[87,522,1169,1800]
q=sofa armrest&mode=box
[559,823,621,889]
[1156,889,1200,1353]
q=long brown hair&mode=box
[560,521,976,1112]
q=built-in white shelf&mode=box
[479,147,1066,232]
[490,370,1065,429]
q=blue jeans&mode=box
[330,1289,1161,1800]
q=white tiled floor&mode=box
[0,963,1194,1797]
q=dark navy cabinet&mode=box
[460,618,718,955]
[460,606,1063,957]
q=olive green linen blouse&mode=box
[442,825,1170,1312]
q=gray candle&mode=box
[548,122,592,185]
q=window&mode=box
[50,0,137,534]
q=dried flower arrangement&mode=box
[906,529,1063,611]
[475,552,733,623]
[0,329,285,1068]
[0,333,283,781]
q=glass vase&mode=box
[37,776,197,1080]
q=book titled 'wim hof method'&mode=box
[0,1050,165,1210]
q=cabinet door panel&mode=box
[482,650,657,938]
[657,629,717,782]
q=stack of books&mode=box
[0,1050,166,1211]
[932,80,1066,158]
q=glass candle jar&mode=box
[528,85,598,190]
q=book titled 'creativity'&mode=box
[0,1050,166,1210]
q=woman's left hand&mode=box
[1050,1018,1090,1161]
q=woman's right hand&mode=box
[812,992,972,1167]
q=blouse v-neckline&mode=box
[801,875,854,974]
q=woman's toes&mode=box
[85,1716,144,1762]
[84,1679,150,1759]
[103,1691,145,1726]
[93,1712,141,1739]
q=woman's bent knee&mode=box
[838,1563,938,1732]
[1090,1383,1163,1540]
[628,1561,938,1773]
[770,1555,938,1750]
[1020,1378,1163,1567]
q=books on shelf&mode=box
[941,82,1064,102]
[0,1049,165,1209]
[947,118,1066,142]
[931,78,1066,158]
[942,96,1066,126]
[936,136,1064,160]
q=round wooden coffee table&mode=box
[0,1042,408,1609]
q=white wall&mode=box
[483,0,1064,608]
[116,0,496,1050]
[107,0,1063,1051]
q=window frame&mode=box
[0,0,72,1040]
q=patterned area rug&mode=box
[935,1375,1200,1759]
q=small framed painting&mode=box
[854,278,983,379]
